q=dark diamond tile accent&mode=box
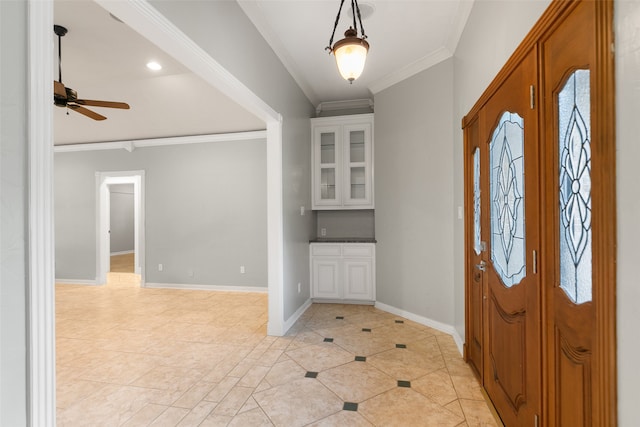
[397,380,411,388]
[336,316,344,320]
[395,320,404,324]
[343,402,358,412]
[355,356,366,362]
[396,344,407,349]
[323,338,334,343]
[305,371,318,378]
[362,328,372,332]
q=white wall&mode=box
[0,1,28,424]
[615,1,640,424]
[374,59,455,326]
[55,139,268,288]
[149,0,315,320]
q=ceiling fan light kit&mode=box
[53,25,130,121]
[326,0,370,84]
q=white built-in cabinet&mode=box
[311,114,374,210]
[310,243,375,302]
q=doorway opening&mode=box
[97,171,145,285]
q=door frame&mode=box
[96,171,145,283]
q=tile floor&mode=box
[56,271,501,426]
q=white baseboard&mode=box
[55,278,99,286]
[375,301,464,355]
[110,250,134,256]
[283,298,312,334]
[144,282,268,293]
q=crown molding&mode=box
[369,47,453,94]
[315,99,374,115]
[54,131,267,153]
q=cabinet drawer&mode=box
[342,244,374,257]
[311,244,342,256]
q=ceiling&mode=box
[54,0,473,145]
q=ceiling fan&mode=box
[53,25,130,121]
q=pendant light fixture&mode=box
[325,0,369,84]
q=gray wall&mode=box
[149,0,316,320]
[55,139,268,287]
[0,1,28,424]
[109,184,134,254]
[374,58,455,325]
[316,210,375,238]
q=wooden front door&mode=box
[480,48,541,426]
[463,1,616,425]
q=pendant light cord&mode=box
[354,0,367,40]
[326,0,346,52]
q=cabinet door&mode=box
[313,126,341,208]
[343,123,373,208]
[312,258,341,299]
[343,259,373,300]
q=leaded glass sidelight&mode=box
[473,148,482,255]
[558,69,592,304]
[490,112,526,288]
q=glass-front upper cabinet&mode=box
[311,114,374,209]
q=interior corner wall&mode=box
[0,1,28,424]
[452,0,550,342]
[109,184,135,254]
[149,0,316,322]
[54,140,268,288]
[374,58,455,326]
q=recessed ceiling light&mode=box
[146,61,162,71]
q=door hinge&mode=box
[530,85,535,109]
[534,414,540,427]
[533,250,537,274]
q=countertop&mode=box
[309,237,377,243]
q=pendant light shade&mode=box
[332,28,369,82]
[326,0,370,84]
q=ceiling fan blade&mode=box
[75,99,130,109]
[68,104,107,121]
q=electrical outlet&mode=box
[297,282,301,293]
[158,263,163,272]
[188,269,194,277]
[240,266,245,274]
[300,206,305,216]
[321,228,327,236]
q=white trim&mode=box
[375,301,464,355]
[110,250,134,256]
[55,279,100,286]
[315,99,374,116]
[266,119,285,336]
[27,0,56,424]
[54,130,267,153]
[95,0,279,123]
[144,282,268,293]
[283,298,313,333]
[369,47,453,94]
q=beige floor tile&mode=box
[172,381,217,409]
[318,361,396,403]
[285,343,354,372]
[459,399,503,427]
[199,413,233,426]
[120,403,168,426]
[333,332,396,356]
[149,406,190,426]
[412,368,459,406]
[358,388,465,427]
[177,401,217,426]
[307,410,374,426]
[56,379,106,409]
[253,378,343,427]
[367,346,445,381]
[227,407,273,426]
[211,386,254,417]
[204,377,240,403]
[450,375,485,400]
[238,365,270,388]
[264,359,306,387]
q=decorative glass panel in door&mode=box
[474,147,482,255]
[558,69,592,304]
[348,130,366,200]
[490,112,526,288]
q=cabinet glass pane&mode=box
[350,167,365,199]
[320,168,336,200]
[490,111,526,288]
[350,130,365,163]
[558,69,592,304]
[320,132,335,164]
